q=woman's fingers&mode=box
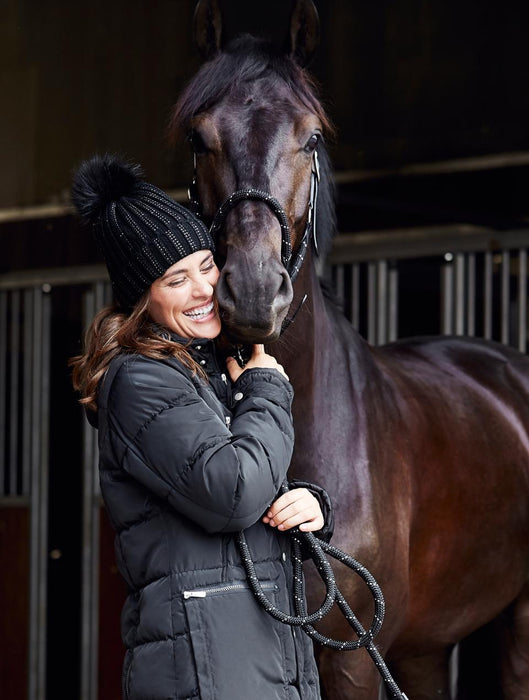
[226,344,289,380]
[263,488,324,531]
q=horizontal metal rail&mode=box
[327,224,529,264]
[3,149,529,223]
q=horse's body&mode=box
[170,2,529,697]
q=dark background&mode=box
[2,1,529,697]
[2,0,529,245]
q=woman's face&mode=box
[149,250,222,339]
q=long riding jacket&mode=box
[91,333,333,700]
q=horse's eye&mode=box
[189,130,207,155]
[304,133,320,154]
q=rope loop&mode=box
[236,481,409,699]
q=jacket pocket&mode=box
[183,582,289,700]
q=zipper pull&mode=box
[225,415,231,429]
[183,590,207,599]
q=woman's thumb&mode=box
[225,355,242,381]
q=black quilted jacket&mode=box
[94,337,331,700]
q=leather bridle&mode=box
[188,151,321,284]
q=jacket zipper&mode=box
[183,581,277,599]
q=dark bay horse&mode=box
[169,2,529,697]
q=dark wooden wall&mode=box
[2,0,529,213]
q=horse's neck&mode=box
[273,260,388,533]
[275,260,380,471]
[278,261,372,386]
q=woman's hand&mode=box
[226,344,288,382]
[262,488,324,532]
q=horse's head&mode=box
[169,0,335,343]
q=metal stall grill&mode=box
[0,285,51,700]
[0,265,110,700]
[326,224,529,352]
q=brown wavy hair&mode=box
[70,291,205,413]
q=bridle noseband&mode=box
[210,188,292,268]
[188,151,321,284]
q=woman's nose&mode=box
[192,277,213,296]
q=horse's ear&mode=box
[193,0,222,60]
[287,0,320,66]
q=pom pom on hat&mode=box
[71,153,215,309]
[71,153,144,225]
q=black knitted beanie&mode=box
[71,153,214,309]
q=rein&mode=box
[237,482,409,700]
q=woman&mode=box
[70,154,333,700]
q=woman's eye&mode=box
[201,263,215,273]
[304,133,320,154]
[169,278,185,287]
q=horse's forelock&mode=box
[169,35,334,138]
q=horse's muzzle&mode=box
[216,258,293,342]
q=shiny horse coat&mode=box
[169,2,529,697]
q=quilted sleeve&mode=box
[106,356,294,533]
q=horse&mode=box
[168,1,529,697]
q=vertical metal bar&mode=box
[0,290,7,493]
[501,250,510,346]
[450,644,459,698]
[518,249,527,353]
[441,257,454,335]
[28,287,48,700]
[455,253,465,335]
[350,263,360,331]
[28,288,41,700]
[466,253,476,337]
[39,288,51,696]
[80,285,102,700]
[483,252,493,340]
[388,262,398,342]
[376,260,387,345]
[9,290,20,495]
[367,262,376,345]
[22,289,33,497]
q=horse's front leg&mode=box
[389,648,454,700]
[499,581,529,699]
[316,645,383,700]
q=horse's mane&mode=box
[168,34,337,257]
[319,276,343,310]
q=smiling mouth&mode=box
[184,301,215,320]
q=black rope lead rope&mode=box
[236,482,409,699]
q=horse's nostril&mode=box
[278,269,293,299]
